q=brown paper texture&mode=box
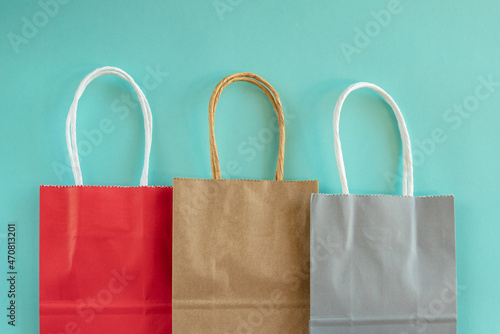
[173,178,318,333]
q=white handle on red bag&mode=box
[333,82,414,196]
[65,66,152,186]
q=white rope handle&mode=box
[333,82,414,196]
[65,66,153,186]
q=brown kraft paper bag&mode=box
[172,72,318,333]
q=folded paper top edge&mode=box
[312,193,454,199]
[40,185,173,188]
[173,177,318,183]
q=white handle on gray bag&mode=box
[65,66,153,186]
[333,82,414,196]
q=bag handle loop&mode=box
[65,66,152,186]
[333,82,413,196]
[208,72,285,181]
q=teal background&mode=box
[1,0,499,332]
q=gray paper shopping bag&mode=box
[310,82,457,333]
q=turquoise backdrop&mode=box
[1,0,499,332]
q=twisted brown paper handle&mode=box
[209,72,285,181]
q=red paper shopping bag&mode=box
[39,67,172,334]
